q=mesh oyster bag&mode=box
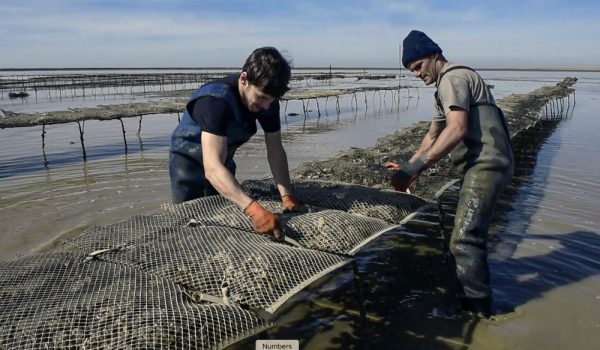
[241,178,428,223]
[62,223,350,313]
[162,195,398,255]
[0,252,270,349]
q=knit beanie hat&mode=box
[402,30,442,68]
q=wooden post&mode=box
[302,99,308,119]
[119,118,128,154]
[137,116,143,135]
[41,124,48,167]
[315,98,321,117]
[77,121,87,161]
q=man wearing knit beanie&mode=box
[401,30,442,71]
[388,30,515,317]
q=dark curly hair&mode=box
[242,47,291,98]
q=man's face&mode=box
[239,73,275,112]
[408,56,437,86]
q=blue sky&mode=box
[1,0,598,69]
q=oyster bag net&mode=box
[0,252,270,349]
[62,221,350,313]
[1,178,425,349]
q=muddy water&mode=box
[1,70,599,349]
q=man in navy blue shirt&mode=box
[169,47,300,238]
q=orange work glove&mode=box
[281,194,302,213]
[384,161,400,171]
[244,200,282,238]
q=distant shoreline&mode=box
[1,66,600,73]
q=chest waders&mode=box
[435,66,515,306]
[169,83,257,204]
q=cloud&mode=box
[1,0,599,68]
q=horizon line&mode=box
[2,66,600,73]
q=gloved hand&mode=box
[391,158,426,192]
[384,161,400,171]
[244,201,282,239]
[391,169,418,192]
[281,194,303,213]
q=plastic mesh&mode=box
[284,209,392,255]
[60,213,187,253]
[2,179,426,348]
[162,195,396,255]
[62,223,349,313]
[242,178,428,223]
[0,252,270,349]
[161,195,275,233]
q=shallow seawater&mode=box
[1,70,599,349]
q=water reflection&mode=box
[493,230,600,308]
[0,114,179,178]
[490,116,581,313]
[491,120,564,259]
